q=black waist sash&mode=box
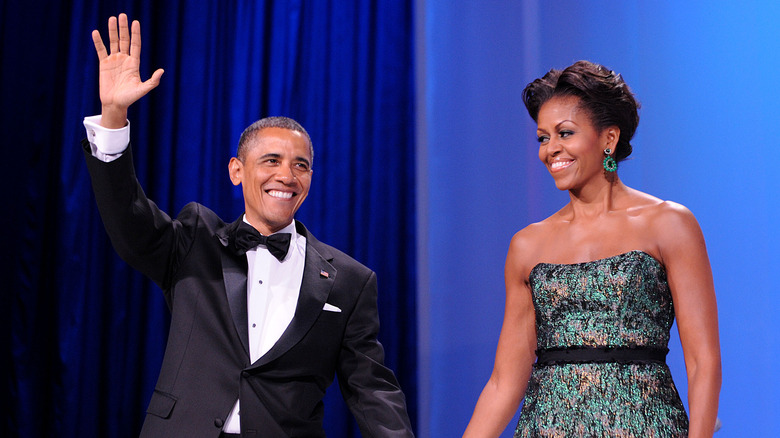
[535,346,669,366]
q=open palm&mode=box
[92,14,163,124]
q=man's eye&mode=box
[294,163,309,171]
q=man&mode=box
[83,14,413,437]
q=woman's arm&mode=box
[463,232,538,437]
[655,202,721,438]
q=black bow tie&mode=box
[232,222,291,262]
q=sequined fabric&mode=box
[515,251,689,437]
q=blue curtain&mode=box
[4,1,416,436]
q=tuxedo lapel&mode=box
[216,218,250,358]
[253,223,337,368]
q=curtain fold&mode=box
[5,1,416,436]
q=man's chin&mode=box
[263,215,297,232]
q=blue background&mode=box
[5,0,779,436]
[418,1,779,436]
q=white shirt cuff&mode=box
[83,115,131,162]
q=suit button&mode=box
[214,418,224,428]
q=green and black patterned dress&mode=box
[515,250,689,437]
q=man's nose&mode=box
[275,164,296,183]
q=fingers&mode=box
[133,69,165,100]
[98,14,142,60]
[108,15,118,54]
[92,29,108,60]
[93,13,164,100]
[118,13,130,54]
[143,69,165,91]
[130,19,142,60]
[104,14,140,58]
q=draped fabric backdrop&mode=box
[4,1,416,436]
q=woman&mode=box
[463,61,721,437]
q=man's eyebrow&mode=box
[256,153,311,167]
[257,153,281,161]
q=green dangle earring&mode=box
[603,148,617,172]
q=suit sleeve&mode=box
[82,140,195,293]
[336,271,415,437]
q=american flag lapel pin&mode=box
[320,270,329,278]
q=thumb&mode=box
[141,68,165,92]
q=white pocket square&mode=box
[323,303,341,312]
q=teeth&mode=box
[551,161,572,170]
[268,190,293,199]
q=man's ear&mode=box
[228,157,243,186]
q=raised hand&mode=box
[91,13,164,128]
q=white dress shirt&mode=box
[83,116,306,433]
[223,217,305,432]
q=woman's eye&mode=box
[559,130,574,138]
[537,135,549,143]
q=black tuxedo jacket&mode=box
[83,143,413,437]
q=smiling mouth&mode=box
[550,160,573,172]
[267,190,294,199]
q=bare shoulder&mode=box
[509,219,552,253]
[622,187,700,230]
[506,220,553,281]
[642,199,701,231]
[641,199,707,266]
[621,186,664,210]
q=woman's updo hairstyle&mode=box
[522,60,640,162]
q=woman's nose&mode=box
[545,138,563,155]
